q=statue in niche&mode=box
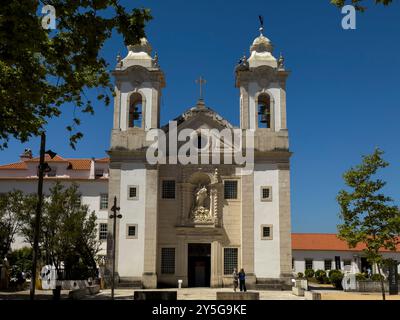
[190,184,212,223]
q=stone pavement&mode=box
[0,288,304,300]
[2,288,399,300]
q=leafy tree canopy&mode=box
[331,0,393,11]
[0,0,151,149]
[337,149,400,299]
[19,182,101,280]
[0,190,27,259]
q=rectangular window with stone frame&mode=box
[126,224,138,239]
[305,259,313,270]
[162,180,176,199]
[224,180,238,200]
[161,248,176,275]
[99,223,108,241]
[261,186,272,202]
[261,225,273,240]
[100,194,108,210]
[324,260,332,271]
[128,186,139,200]
[223,248,238,275]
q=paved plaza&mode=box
[1,287,399,300]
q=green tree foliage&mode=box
[0,190,27,259]
[7,247,33,275]
[315,270,327,284]
[0,1,152,149]
[19,183,101,280]
[331,0,393,12]
[337,149,400,300]
[328,270,344,289]
[304,269,315,279]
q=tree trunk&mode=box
[377,263,386,301]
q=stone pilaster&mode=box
[240,86,249,129]
[211,240,222,288]
[241,174,255,284]
[142,167,159,288]
[106,162,121,285]
[113,85,121,130]
[278,166,292,283]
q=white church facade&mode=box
[105,28,292,289]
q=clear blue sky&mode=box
[1,0,399,233]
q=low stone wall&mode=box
[356,281,400,293]
[68,285,100,300]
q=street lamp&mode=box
[30,132,57,300]
[109,196,122,300]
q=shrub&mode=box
[297,272,304,279]
[356,273,367,281]
[315,270,327,284]
[371,274,385,281]
[305,269,315,279]
[329,270,344,289]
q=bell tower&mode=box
[112,38,165,135]
[235,26,289,134]
[235,21,293,287]
[107,38,165,289]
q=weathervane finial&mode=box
[258,15,264,35]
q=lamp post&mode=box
[30,132,57,300]
[110,196,122,300]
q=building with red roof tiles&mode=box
[292,233,400,275]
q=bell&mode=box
[260,114,269,124]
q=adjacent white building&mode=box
[292,234,400,275]
[0,150,110,258]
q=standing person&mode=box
[238,268,247,292]
[232,268,239,292]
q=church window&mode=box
[261,186,272,201]
[126,224,138,239]
[224,248,238,275]
[162,180,176,199]
[224,180,238,200]
[100,194,108,210]
[128,93,143,128]
[261,225,273,240]
[99,223,108,241]
[161,248,176,274]
[305,259,313,270]
[128,186,138,200]
[258,93,272,129]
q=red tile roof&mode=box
[0,162,28,170]
[292,233,400,252]
[67,159,92,170]
[26,155,67,162]
[0,155,94,171]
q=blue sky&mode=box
[1,0,399,233]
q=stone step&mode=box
[117,281,142,289]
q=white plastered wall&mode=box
[117,163,146,278]
[253,164,281,278]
